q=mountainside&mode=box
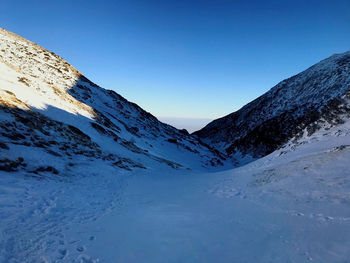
[0,28,226,175]
[2,92,350,263]
[194,51,350,161]
[2,28,350,262]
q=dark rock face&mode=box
[194,51,350,158]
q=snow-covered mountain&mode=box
[0,28,226,175]
[194,51,350,162]
[1,28,350,262]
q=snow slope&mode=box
[0,28,225,174]
[194,51,350,161]
[1,28,350,262]
[1,120,350,262]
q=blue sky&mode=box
[1,0,350,122]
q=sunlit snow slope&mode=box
[0,28,225,175]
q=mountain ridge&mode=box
[194,50,350,161]
[0,28,226,175]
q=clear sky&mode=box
[1,0,350,122]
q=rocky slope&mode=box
[194,51,350,161]
[0,28,225,176]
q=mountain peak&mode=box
[0,28,226,175]
[194,50,350,162]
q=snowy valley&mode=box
[1,28,350,262]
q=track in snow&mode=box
[1,154,350,263]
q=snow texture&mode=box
[195,50,350,161]
[1,28,350,262]
[0,27,226,174]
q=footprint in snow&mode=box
[57,248,68,259]
[77,246,85,252]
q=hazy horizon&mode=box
[158,117,213,133]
